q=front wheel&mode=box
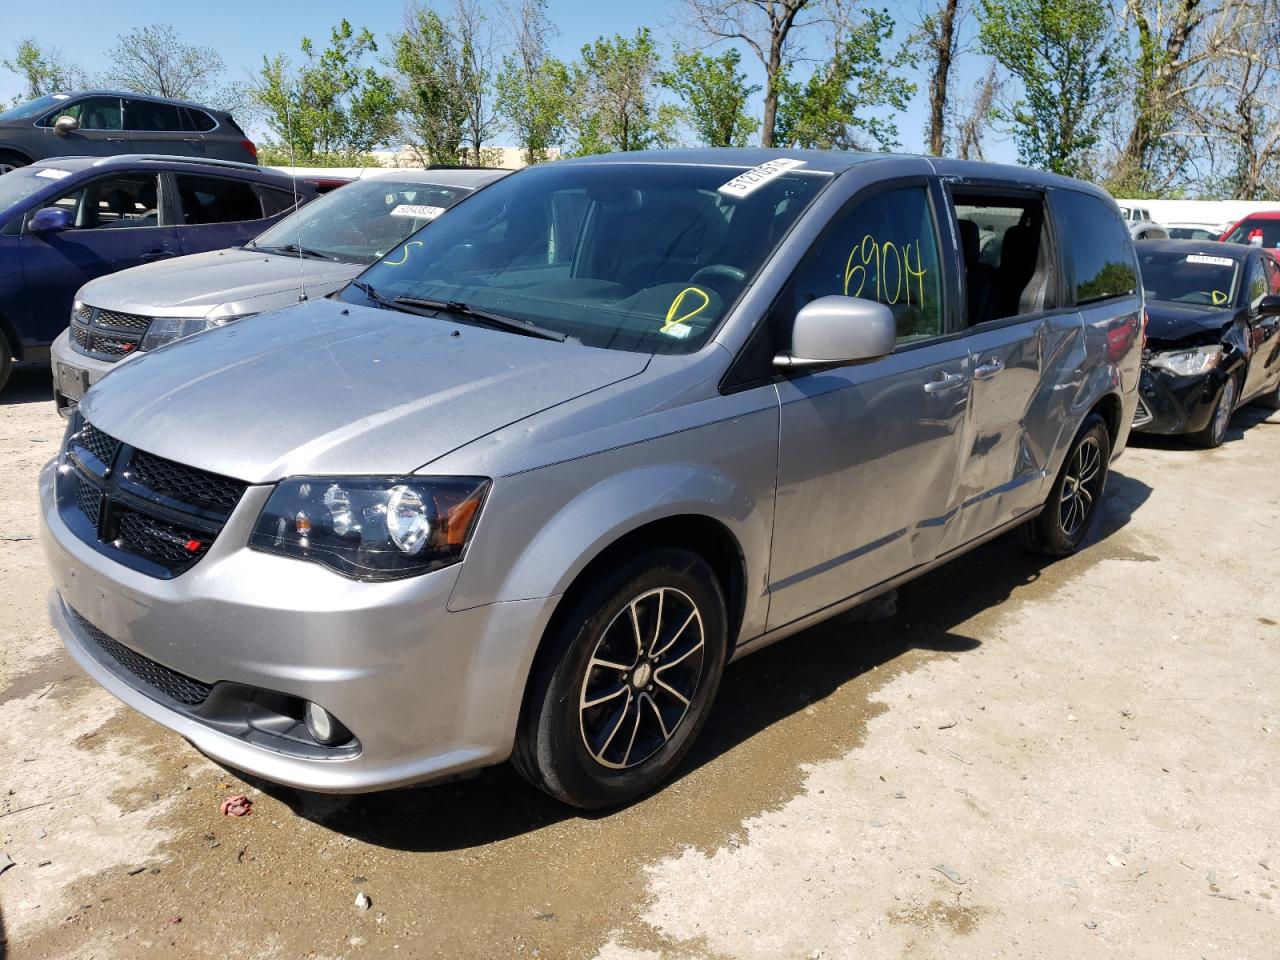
[1020,413,1111,557]
[514,548,727,809]
[0,151,29,175]
[1191,374,1238,448]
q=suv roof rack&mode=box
[94,155,271,173]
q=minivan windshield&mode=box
[0,93,71,122]
[342,160,829,353]
[251,177,473,264]
[1139,249,1241,306]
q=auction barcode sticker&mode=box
[718,158,806,198]
[1186,254,1235,267]
[389,204,447,220]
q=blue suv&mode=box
[0,155,320,391]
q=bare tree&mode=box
[684,0,821,146]
[101,24,226,103]
[452,0,502,165]
[955,63,999,160]
[910,0,962,155]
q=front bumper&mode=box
[39,459,558,793]
[1131,365,1230,436]
[49,329,130,418]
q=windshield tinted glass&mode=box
[0,93,71,122]
[253,178,472,263]
[1139,249,1240,306]
[343,160,829,353]
[0,165,72,212]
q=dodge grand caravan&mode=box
[41,150,1142,808]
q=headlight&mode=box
[248,476,489,581]
[1148,344,1223,376]
[139,314,246,351]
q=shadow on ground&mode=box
[1,364,53,407]
[244,468,1152,851]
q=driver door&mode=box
[767,181,970,629]
[39,96,129,157]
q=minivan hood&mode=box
[1145,300,1233,343]
[77,247,360,317]
[80,299,651,483]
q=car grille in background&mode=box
[1133,395,1154,428]
[70,608,213,706]
[69,304,152,362]
[59,416,248,578]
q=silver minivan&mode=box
[40,150,1143,808]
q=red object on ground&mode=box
[220,795,253,817]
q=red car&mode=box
[1219,210,1280,248]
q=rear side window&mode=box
[174,174,263,224]
[125,99,182,131]
[258,186,301,217]
[1053,191,1137,305]
[182,108,218,132]
[784,185,944,343]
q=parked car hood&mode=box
[1145,300,1233,344]
[79,299,651,483]
[76,247,360,318]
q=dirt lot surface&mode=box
[2,361,1278,960]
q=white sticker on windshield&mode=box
[35,168,71,180]
[51,93,69,100]
[718,158,807,198]
[659,322,693,339]
[1186,254,1234,267]
[390,203,446,220]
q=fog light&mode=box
[304,701,351,746]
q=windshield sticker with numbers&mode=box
[717,158,806,198]
[389,204,446,220]
[1185,254,1235,268]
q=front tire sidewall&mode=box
[523,549,727,809]
[1194,375,1238,448]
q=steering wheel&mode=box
[688,264,747,302]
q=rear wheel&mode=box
[1020,413,1111,557]
[0,151,29,175]
[1191,374,1238,448]
[514,548,727,809]
[0,328,12,394]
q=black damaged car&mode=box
[1132,240,1280,447]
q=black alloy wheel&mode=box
[515,548,727,809]
[1020,413,1111,556]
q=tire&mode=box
[514,548,728,809]
[1190,374,1239,448]
[1019,413,1111,557]
[0,151,29,175]
[0,327,12,394]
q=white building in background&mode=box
[371,144,561,169]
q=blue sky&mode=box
[0,0,1016,161]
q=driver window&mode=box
[45,175,162,230]
[41,96,123,131]
[1246,258,1268,311]
[785,185,943,344]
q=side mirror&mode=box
[53,115,79,136]
[1257,294,1280,317]
[30,207,72,233]
[774,295,896,369]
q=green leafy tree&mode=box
[393,5,470,165]
[3,39,87,104]
[662,48,759,147]
[568,29,673,155]
[775,7,914,150]
[252,20,397,165]
[978,0,1120,176]
[495,0,571,164]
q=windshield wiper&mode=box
[349,282,568,343]
[255,242,334,261]
[394,296,569,343]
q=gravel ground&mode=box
[1,360,1277,959]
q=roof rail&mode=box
[93,154,268,173]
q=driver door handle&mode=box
[974,356,1005,379]
[923,371,968,395]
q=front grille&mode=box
[72,422,119,472]
[95,309,151,332]
[69,304,151,363]
[115,507,208,565]
[1133,395,1154,428]
[58,418,245,578]
[71,609,212,707]
[126,451,245,517]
